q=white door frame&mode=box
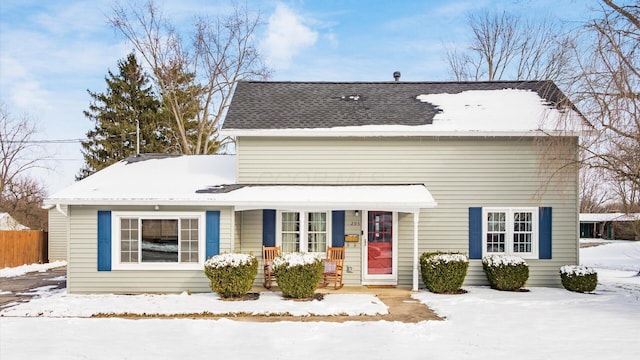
[361,210,398,285]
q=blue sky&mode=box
[0,0,597,193]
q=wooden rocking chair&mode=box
[321,247,346,289]
[262,246,280,289]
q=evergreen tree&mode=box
[78,53,172,179]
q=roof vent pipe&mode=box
[393,71,401,81]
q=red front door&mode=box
[366,211,393,275]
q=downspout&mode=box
[55,203,67,217]
[412,211,420,292]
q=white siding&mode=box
[67,205,233,294]
[48,206,68,261]
[236,136,579,287]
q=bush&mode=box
[273,252,323,299]
[204,253,258,298]
[482,255,529,291]
[560,265,598,293]
[419,252,469,293]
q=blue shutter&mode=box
[206,211,220,259]
[262,209,276,247]
[539,207,552,259]
[332,211,345,247]
[97,211,112,271]
[469,207,482,259]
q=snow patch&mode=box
[0,261,66,278]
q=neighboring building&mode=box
[47,205,68,261]
[45,80,585,294]
[580,213,640,239]
[0,212,29,230]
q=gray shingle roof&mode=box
[222,80,570,130]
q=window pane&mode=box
[307,233,326,252]
[142,219,178,262]
[513,212,533,254]
[180,218,199,263]
[282,212,300,232]
[307,212,326,232]
[486,233,505,253]
[486,212,506,253]
[120,218,139,263]
[282,212,300,252]
[282,233,300,252]
[368,211,392,243]
[307,212,327,252]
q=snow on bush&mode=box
[428,253,469,265]
[482,254,528,267]
[205,253,255,269]
[560,265,597,276]
[272,252,321,270]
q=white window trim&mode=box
[275,210,332,254]
[111,211,206,270]
[482,207,539,259]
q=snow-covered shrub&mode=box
[273,252,323,299]
[204,253,258,298]
[560,265,598,293]
[482,255,529,291]
[419,252,469,293]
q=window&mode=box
[112,212,204,269]
[277,211,330,253]
[483,208,538,258]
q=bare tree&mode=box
[109,1,271,154]
[579,167,611,213]
[0,177,47,230]
[0,102,49,229]
[572,1,639,219]
[0,103,45,201]
[446,10,576,85]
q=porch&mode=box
[222,184,438,291]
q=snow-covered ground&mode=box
[0,260,66,278]
[1,242,639,360]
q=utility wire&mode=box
[1,138,84,144]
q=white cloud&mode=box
[261,3,318,69]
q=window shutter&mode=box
[539,207,552,259]
[206,211,220,259]
[469,207,482,259]
[262,209,276,247]
[332,211,345,247]
[97,211,112,271]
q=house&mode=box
[45,80,585,293]
[579,213,640,239]
[0,212,29,230]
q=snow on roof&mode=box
[580,213,640,222]
[45,155,437,211]
[222,88,585,137]
[228,184,437,212]
[0,212,29,230]
[415,89,581,132]
[45,155,237,205]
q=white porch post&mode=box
[412,211,420,292]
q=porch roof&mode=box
[220,184,437,212]
[44,155,436,212]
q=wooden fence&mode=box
[0,230,48,268]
